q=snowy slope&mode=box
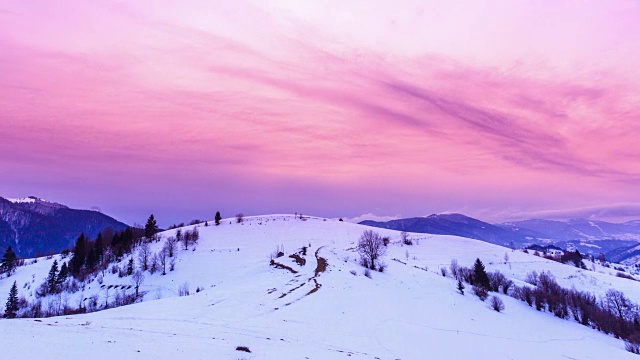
[1,215,639,359]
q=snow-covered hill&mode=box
[1,215,639,359]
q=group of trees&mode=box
[450,256,640,352]
[510,270,640,349]
[36,260,69,297]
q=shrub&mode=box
[364,268,372,278]
[401,231,413,245]
[235,346,251,353]
[236,213,244,223]
[616,272,636,281]
[525,271,539,286]
[490,296,505,312]
[440,267,448,277]
[472,285,489,301]
[178,282,190,296]
[625,333,640,354]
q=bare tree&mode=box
[490,295,505,312]
[236,213,244,223]
[450,258,459,279]
[604,289,634,322]
[158,248,168,275]
[131,270,145,298]
[170,255,176,271]
[164,237,178,258]
[183,230,192,250]
[138,243,151,271]
[356,230,386,270]
[191,227,199,244]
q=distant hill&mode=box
[360,214,640,261]
[0,196,128,257]
[360,213,541,248]
[498,218,640,242]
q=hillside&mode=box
[1,215,639,359]
[0,196,128,257]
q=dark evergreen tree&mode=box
[69,233,87,276]
[46,260,59,294]
[4,281,18,318]
[1,246,18,276]
[127,258,134,276]
[57,262,68,286]
[95,233,105,261]
[215,211,222,226]
[457,279,465,295]
[145,214,159,239]
[473,258,491,290]
[86,246,98,270]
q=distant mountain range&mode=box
[360,213,640,263]
[0,196,128,257]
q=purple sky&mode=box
[1,1,640,226]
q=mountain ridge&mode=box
[0,196,128,257]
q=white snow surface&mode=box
[1,214,639,359]
[6,197,37,204]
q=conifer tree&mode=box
[57,262,68,286]
[457,279,465,295]
[473,258,491,290]
[145,214,159,239]
[95,233,105,261]
[4,281,18,318]
[127,258,134,276]
[1,246,18,276]
[46,260,59,294]
[215,211,222,226]
[70,233,87,276]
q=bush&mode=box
[625,333,640,354]
[178,282,190,296]
[364,268,372,278]
[490,296,505,312]
[473,286,489,301]
[616,272,636,281]
[235,213,244,223]
[401,231,413,245]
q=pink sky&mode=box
[1,0,639,225]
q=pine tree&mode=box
[95,233,105,261]
[215,211,222,226]
[127,258,134,276]
[145,214,159,239]
[1,246,18,276]
[86,247,98,270]
[46,260,59,294]
[457,279,465,295]
[4,281,18,318]
[57,262,68,286]
[70,233,87,276]
[473,258,491,290]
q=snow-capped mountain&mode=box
[0,214,638,359]
[0,196,127,257]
